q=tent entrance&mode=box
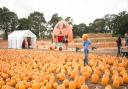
[22,37,32,49]
[27,37,31,48]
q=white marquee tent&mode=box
[8,30,37,49]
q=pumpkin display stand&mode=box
[52,20,73,51]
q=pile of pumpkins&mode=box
[0,49,127,89]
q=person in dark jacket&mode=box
[116,35,122,57]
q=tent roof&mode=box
[8,30,36,38]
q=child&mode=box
[82,34,91,66]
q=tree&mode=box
[0,7,3,30]
[72,23,87,38]
[87,23,95,33]
[93,18,106,33]
[111,11,128,36]
[17,18,31,30]
[49,13,60,29]
[72,24,78,38]
[65,16,73,25]
[0,7,18,39]
[28,11,46,39]
[104,14,118,34]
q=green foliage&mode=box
[0,7,18,32]
[112,11,128,36]
[0,6,128,39]
[73,23,88,38]
[28,11,46,39]
[17,18,31,30]
[49,13,60,28]
[2,31,8,40]
[65,16,73,25]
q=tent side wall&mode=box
[8,37,22,49]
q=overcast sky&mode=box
[0,0,128,25]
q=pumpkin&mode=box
[101,74,109,86]
[57,85,65,89]
[25,82,32,88]
[52,82,58,89]
[19,84,26,89]
[105,85,112,89]
[80,76,85,84]
[74,76,81,88]
[112,77,120,88]
[94,68,101,76]
[91,74,99,84]
[81,71,90,80]
[63,79,69,88]
[46,83,52,89]
[71,70,78,79]
[82,34,89,41]
[40,87,46,89]
[69,81,75,89]
[119,77,123,85]
[58,73,66,81]
[123,73,128,84]
[32,82,40,89]
[81,84,89,89]
[10,79,16,86]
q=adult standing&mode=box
[125,32,128,49]
[116,35,122,57]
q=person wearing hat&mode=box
[82,34,91,66]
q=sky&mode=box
[0,0,128,25]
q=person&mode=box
[65,35,68,50]
[116,35,122,57]
[22,39,25,48]
[63,35,68,50]
[25,38,28,48]
[125,32,128,49]
[82,34,91,66]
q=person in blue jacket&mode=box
[82,34,91,66]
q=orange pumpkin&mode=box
[119,77,123,85]
[91,74,99,84]
[74,76,81,88]
[58,73,66,81]
[63,79,69,88]
[71,70,78,79]
[46,83,52,89]
[52,82,58,89]
[81,71,90,80]
[19,84,26,89]
[82,34,89,41]
[80,76,85,84]
[57,85,65,89]
[69,81,75,89]
[32,82,40,89]
[112,77,120,88]
[123,73,128,84]
[105,85,112,89]
[101,75,109,86]
[81,84,89,89]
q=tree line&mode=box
[0,7,128,39]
